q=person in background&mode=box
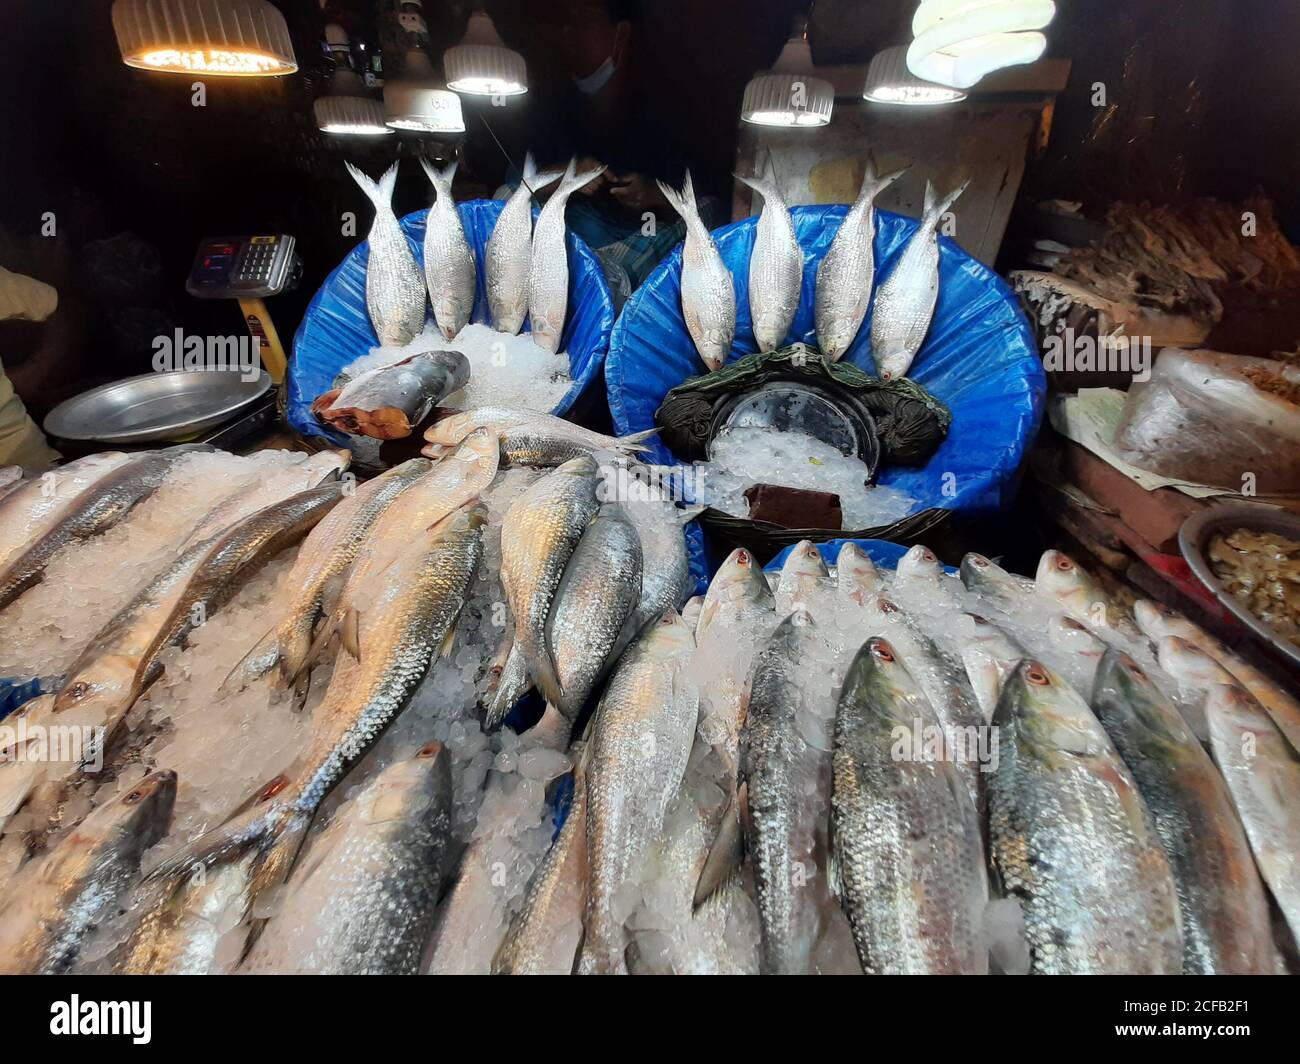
[537,0,724,294]
[0,266,61,468]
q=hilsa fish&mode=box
[528,158,606,353]
[419,158,476,341]
[870,179,968,380]
[814,157,907,361]
[422,406,657,467]
[658,170,735,371]
[486,152,561,335]
[735,154,802,353]
[312,349,469,440]
[346,162,427,348]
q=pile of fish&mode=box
[663,155,967,380]
[327,154,600,442]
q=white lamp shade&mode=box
[444,12,527,96]
[741,39,833,127]
[384,52,466,133]
[112,0,298,76]
[863,45,967,105]
[908,0,1055,89]
[316,68,391,135]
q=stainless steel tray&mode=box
[1179,502,1300,669]
[43,369,272,444]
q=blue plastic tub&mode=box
[287,200,616,446]
[608,205,1045,589]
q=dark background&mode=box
[0,0,1297,398]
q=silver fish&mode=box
[493,751,589,975]
[528,158,606,353]
[1204,682,1300,942]
[481,631,532,731]
[1036,549,1141,639]
[740,612,835,974]
[423,407,656,467]
[835,542,888,605]
[658,170,735,371]
[735,154,801,352]
[831,637,988,974]
[1091,650,1274,973]
[774,539,833,618]
[989,659,1183,974]
[486,152,561,334]
[546,502,643,719]
[871,179,968,380]
[346,161,427,347]
[241,742,453,974]
[0,770,175,974]
[0,451,131,573]
[578,611,697,974]
[959,613,1027,722]
[958,551,1034,614]
[500,456,601,707]
[0,445,210,610]
[119,506,484,973]
[419,158,476,340]
[312,350,469,439]
[814,157,906,361]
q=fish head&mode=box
[108,769,178,846]
[699,548,774,634]
[897,544,941,583]
[1134,599,1185,643]
[875,346,912,382]
[959,552,1013,595]
[1204,682,1275,741]
[52,664,133,721]
[357,742,452,826]
[782,540,829,581]
[1035,549,1088,598]
[1156,635,1234,687]
[647,609,697,656]
[1092,649,1193,747]
[443,426,500,473]
[840,637,929,729]
[1047,615,1106,659]
[422,410,477,447]
[997,659,1111,762]
[836,543,883,600]
[963,613,1024,667]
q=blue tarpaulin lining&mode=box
[607,205,1045,587]
[287,199,615,446]
[767,538,956,575]
[0,676,42,720]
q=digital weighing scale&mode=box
[186,234,301,383]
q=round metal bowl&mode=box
[1179,502,1300,668]
[44,369,272,444]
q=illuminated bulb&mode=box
[863,46,967,106]
[444,11,527,96]
[113,0,297,77]
[384,51,466,133]
[908,0,1056,90]
[741,18,833,128]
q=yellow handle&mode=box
[237,297,287,384]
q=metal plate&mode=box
[43,370,272,444]
[1179,502,1300,669]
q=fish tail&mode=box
[520,152,561,196]
[859,153,908,202]
[555,156,605,201]
[346,161,399,211]
[925,179,968,228]
[732,170,777,205]
[616,427,659,452]
[420,157,458,201]
[656,177,686,221]
[217,625,281,697]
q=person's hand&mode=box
[607,171,669,212]
[574,157,608,196]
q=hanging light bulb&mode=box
[315,25,391,135]
[384,50,466,133]
[444,9,527,96]
[907,0,1056,90]
[112,0,297,76]
[863,45,966,106]
[741,14,833,127]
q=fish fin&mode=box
[291,668,311,712]
[225,774,291,821]
[732,170,771,202]
[556,156,605,200]
[531,655,565,716]
[311,388,342,415]
[345,162,399,210]
[617,427,659,452]
[692,789,744,910]
[438,624,457,660]
[340,608,362,661]
[923,180,937,215]
[676,504,707,525]
[681,169,698,215]
[419,157,457,200]
[295,611,340,682]
[656,178,685,221]
[141,795,284,886]
[219,625,281,697]
[521,152,561,196]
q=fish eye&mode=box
[971,556,988,569]
[67,682,90,700]
[1026,667,1050,686]
[872,642,895,663]
[971,615,988,626]
[124,790,143,804]
[418,742,441,758]
[1055,556,1073,572]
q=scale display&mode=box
[186,234,297,299]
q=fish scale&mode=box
[989,659,1183,974]
[830,639,987,974]
[486,153,561,335]
[420,158,476,340]
[529,159,606,352]
[736,156,801,352]
[658,170,735,371]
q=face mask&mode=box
[574,55,616,95]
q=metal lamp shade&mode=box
[444,12,526,96]
[112,0,297,76]
[863,45,967,105]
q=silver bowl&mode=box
[44,369,272,444]
[1179,502,1300,669]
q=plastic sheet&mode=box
[1112,349,1300,493]
[288,200,615,446]
[608,205,1045,588]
